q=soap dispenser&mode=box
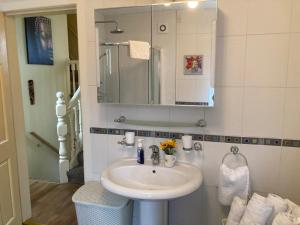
[137,139,144,164]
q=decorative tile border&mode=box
[90,127,300,148]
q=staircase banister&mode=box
[29,132,59,154]
[56,91,69,183]
[67,87,80,110]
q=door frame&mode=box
[2,3,77,221]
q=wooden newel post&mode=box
[56,92,69,183]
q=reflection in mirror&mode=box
[96,0,217,107]
[96,6,152,104]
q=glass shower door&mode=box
[99,45,120,103]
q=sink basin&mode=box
[101,158,203,200]
[101,158,203,225]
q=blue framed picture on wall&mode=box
[25,16,54,65]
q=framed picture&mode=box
[184,55,203,75]
[25,16,53,65]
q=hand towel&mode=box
[218,164,250,206]
[239,193,273,225]
[226,196,247,225]
[129,40,150,60]
[266,194,288,225]
[272,212,297,225]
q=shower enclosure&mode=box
[98,42,161,105]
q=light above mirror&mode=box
[187,1,199,8]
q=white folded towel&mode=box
[292,206,300,219]
[266,194,288,225]
[239,193,273,225]
[272,212,298,225]
[128,40,150,60]
[286,199,299,213]
[218,164,250,206]
[226,196,247,225]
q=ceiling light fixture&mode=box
[187,1,199,9]
[164,3,171,6]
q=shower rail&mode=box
[101,42,129,46]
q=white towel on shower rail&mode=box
[218,164,250,206]
[128,40,150,60]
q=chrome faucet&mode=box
[149,145,160,165]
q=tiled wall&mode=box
[80,0,300,225]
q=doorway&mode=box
[13,10,82,225]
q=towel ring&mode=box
[222,146,248,166]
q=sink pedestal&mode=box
[139,200,168,225]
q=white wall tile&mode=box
[283,88,300,139]
[217,0,248,36]
[287,34,300,87]
[202,142,234,186]
[169,106,204,134]
[200,185,229,225]
[245,34,290,87]
[135,105,170,131]
[242,144,282,193]
[291,0,300,33]
[106,104,138,129]
[279,147,300,200]
[90,134,109,176]
[107,135,137,163]
[86,85,107,127]
[205,87,243,136]
[247,0,292,34]
[175,141,204,169]
[215,36,246,87]
[242,88,285,138]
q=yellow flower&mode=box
[160,139,177,150]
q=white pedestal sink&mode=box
[101,158,203,225]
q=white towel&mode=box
[239,193,273,225]
[272,212,298,225]
[129,40,150,60]
[226,196,247,225]
[286,199,299,213]
[266,194,288,225]
[292,206,300,219]
[218,164,250,206]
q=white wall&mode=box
[2,0,300,224]
[82,0,300,225]
[16,14,69,182]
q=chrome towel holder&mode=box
[222,146,248,166]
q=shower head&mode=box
[95,20,124,34]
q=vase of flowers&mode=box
[160,139,177,168]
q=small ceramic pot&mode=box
[165,154,176,168]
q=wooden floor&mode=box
[29,180,81,225]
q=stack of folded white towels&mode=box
[226,193,300,225]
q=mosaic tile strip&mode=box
[90,127,300,148]
[283,139,300,148]
[225,136,242,144]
